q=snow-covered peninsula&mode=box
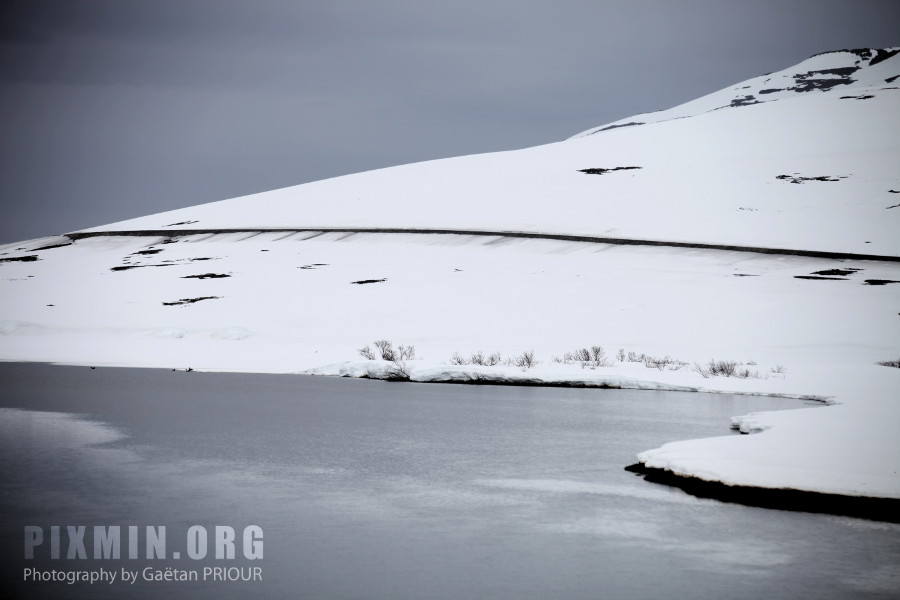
[2,49,899,507]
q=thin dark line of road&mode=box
[65,227,900,263]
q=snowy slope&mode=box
[80,49,900,257]
[572,48,900,135]
[2,49,899,504]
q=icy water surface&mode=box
[0,363,897,599]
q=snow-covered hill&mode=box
[80,48,900,257]
[1,49,899,505]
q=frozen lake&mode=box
[1,363,898,599]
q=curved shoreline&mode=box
[1,359,894,520]
[624,463,900,523]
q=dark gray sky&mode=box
[1,0,898,243]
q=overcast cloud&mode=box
[1,0,898,243]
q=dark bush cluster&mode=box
[622,351,688,371]
[451,350,503,367]
[450,350,539,370]
[553,346,611,369]
[359,339,415,362]
[695,359,761,379]
[358,340,416,381]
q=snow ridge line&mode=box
[66,228,900,262]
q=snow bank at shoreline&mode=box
[306,359,900,500]
[303,359,822,399]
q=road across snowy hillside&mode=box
[67,228,900,262]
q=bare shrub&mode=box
[571,348,592,363]
[359,340,416,380]
[486,352,502,366]
[361,340,414,362]
[373,339,396,361]
[592,346,611,367]
[706,359,738,377]
[617,348,626,362]
[736,367,760,379]
[620,349,686,371]
[555,346,611,369]
[512,350,538,370]
[643,356,665,371]
[695,359,762,379]
[451,350,503,366]
[385,361,412,381]
[643,355,688,371]
[771,365,786,374]
[876,358,900,368]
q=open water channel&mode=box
[0,362,897,599]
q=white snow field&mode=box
[1,49,899,502]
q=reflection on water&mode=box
[0,363,898,599]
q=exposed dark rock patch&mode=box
[181,273,231,279]
[132,249,163,256]
[579,166,642,175]
[625,463,900,523]
[863,279,900,286]
[0,255,38,263]
[812,268,861,276]
[839,94,874,100]
[888,189,900,194]
[759,61,862,96]
[776,174,845,184]
[299,264,329,270]
[810,48,875,60]
[164,220,198,227]
[159,257,216,264]
[33,242,72,251]
[733,274,760,277]
[730,95,760,107]
[794,275,848,281]
[869,48,900,66]
[351,278,387,285]
[797,66,858,78]
[886,75,899,83]
[594,121,645,133]
[791,77,853,93]
[111,264,175,272]
[162,296,221,306]
[887,203,900,210]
